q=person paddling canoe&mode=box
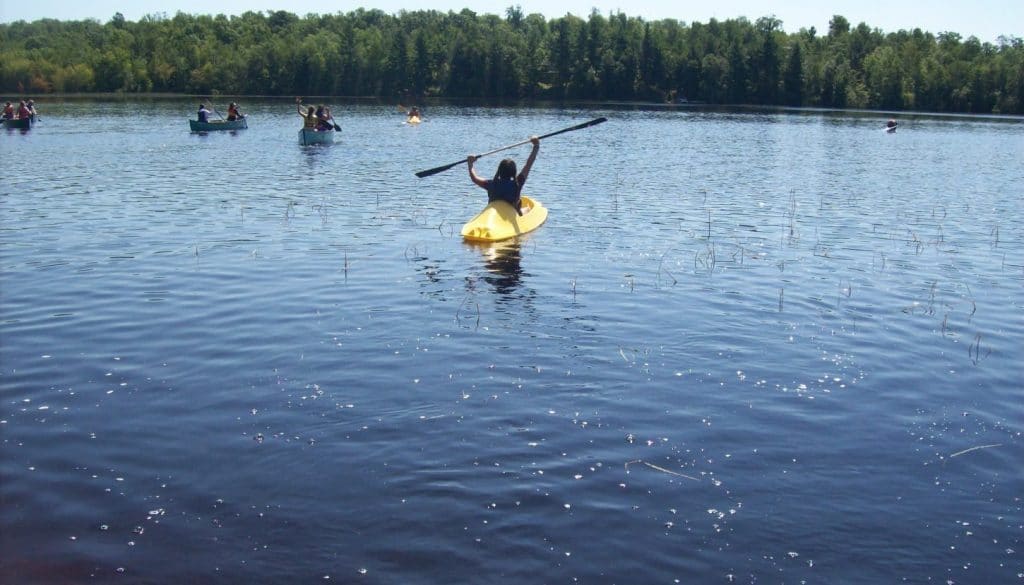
[197,103,214,123]
[314,105,333,131]
[467,136,540,216]
[322,106,340,131]
[227,102,245,121]
[296,98,317,129]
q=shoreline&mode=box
[9,93,1023,122]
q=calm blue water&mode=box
[2,100,1022,583]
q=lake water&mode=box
[2,100,1022,583]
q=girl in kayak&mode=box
[467,136,539,216]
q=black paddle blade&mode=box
[415,159,466,178]
[538,116,607,140]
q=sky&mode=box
[1,1,1021,44]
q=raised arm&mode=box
[517,136,540,185]
[467,155,488,188]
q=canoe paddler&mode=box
[296,97,317,129]
[197,103,213,123]
[227,102,244,121]
[467,136,540,216]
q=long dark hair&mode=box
[493,158,517,182]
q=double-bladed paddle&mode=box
[415,117,607,178]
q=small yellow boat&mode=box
[407,115,422,125]
[461,195,548,242]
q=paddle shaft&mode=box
[415,117,607,178]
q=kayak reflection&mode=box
[467,239,527,300]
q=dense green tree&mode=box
[782,40,804,106]
[753,16,782,103]
[700,53,729,103]
[864,45,904,108]
[1,8,1020,114]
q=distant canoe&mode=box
[407,115,422,125]
[299,128,335,145]
[189,118,248,132]
[3,116,32,130]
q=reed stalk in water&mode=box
[624,460,699,482]
[949,444,1001,458]
[968,333,989,364]
[316,199,329,223]
[694,243,716,273]
[456,294,480,329]
[657,253,678,286]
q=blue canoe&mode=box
[190,118,248,132]
[3,116,33,130]
[299,128,335,145]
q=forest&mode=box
[1,7,1022,114]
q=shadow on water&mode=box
[413,239,539,329]
[299,139,336,172]
[465,239,542,312]
[190,130,245,138]
[474,239,524,296]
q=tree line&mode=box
[2,8,1022,114]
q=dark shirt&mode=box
[486,178,522,214]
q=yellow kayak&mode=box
[407,116,422,124]
[461,195,548,242]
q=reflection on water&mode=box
[472,240,524,297]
